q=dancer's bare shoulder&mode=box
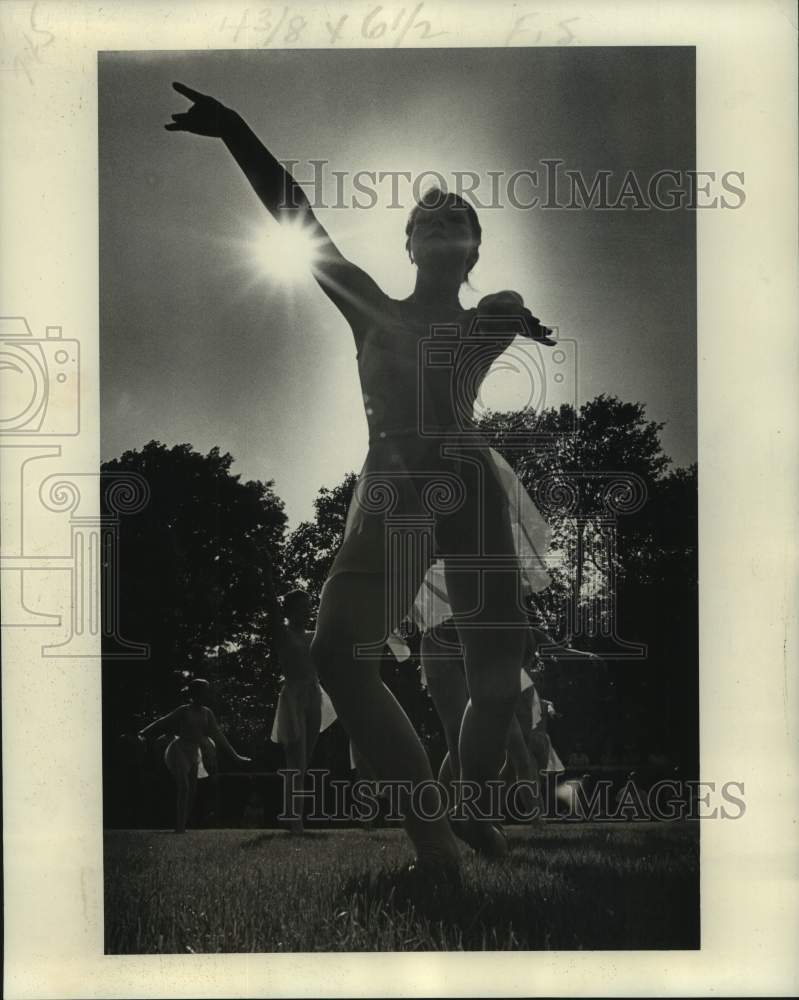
[313,251,390,334]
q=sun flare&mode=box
[251,217,321,286]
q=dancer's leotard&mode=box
[323,285,551,621]
[162,704,217,780]
[527,688,564,774]
[270,629,336,745]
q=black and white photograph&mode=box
[100,45,701,953]
[1,1,797,996]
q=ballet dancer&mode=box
[167,83,555,875]
[138,677,251,833]
[264,556,334,833]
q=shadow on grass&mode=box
[103,825,699,952]
[333,839,699,950]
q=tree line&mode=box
[102,393,697,820]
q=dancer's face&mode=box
[409,200,477,278]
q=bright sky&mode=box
[100,47,696,527]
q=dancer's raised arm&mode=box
[138,708,181,741]
[475,290,557,346]
[166,82,385,328]
[262,552,286,651]
[206,710,251,764]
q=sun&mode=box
[251,216,321,286]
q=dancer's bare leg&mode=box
[350,741,376,780]
[312,573,461,868]
[305,692,321,777]
[505,715,539,814]
[186,770,198,828]
[421,626,468,804]
[201,738,220,824]
[349,741,382,827]
[446,551,527,852]
[294,695,322,832]
[283,735,307,833]
[438,752,455,790]
[174,773,190,833]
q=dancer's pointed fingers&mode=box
[164,113,188,131]
[173,81,205,102]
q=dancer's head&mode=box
[187,677,210,705]
[405,189,481,283]
[283,588,311,628]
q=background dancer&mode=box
[138,678,251,833]
[265,557,335,833]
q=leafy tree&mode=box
[479,396,697,773]
[101,440,287,728]
[479,395,676,635]
[103,396,698,828]
[282,473,357,606]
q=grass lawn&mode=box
[104,822,699,953]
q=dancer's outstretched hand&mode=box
[236,754,252,766]
[478,291,557,346]
[520,308,557,346]
[165,82,233,137]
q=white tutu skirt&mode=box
[164,736,216,780]
[544,741,565,774]
[326,441,551,627]
[411,448,552,631]
[269,681,337,745]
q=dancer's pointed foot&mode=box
[450,815,508,858]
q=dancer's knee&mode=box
[470,680,519,719]
[468,662,519,715]
[466,644,525,716]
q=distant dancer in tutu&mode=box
[138,678,251,833]
[522,626,566,779]
[167,83,555,876]
[519,676,564,780]
[265,558,335,833]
